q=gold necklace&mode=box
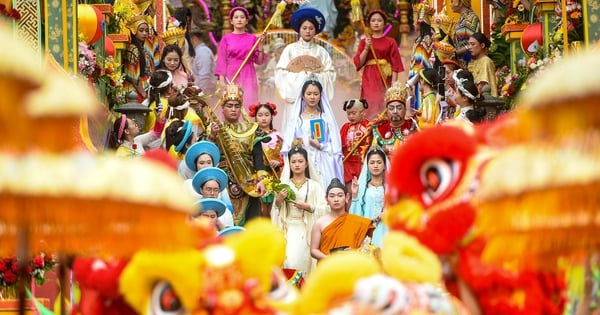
[304,110,319,119]
[291,178,307,189]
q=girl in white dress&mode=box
[271,145,328,277]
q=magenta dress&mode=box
[215,33,267,109]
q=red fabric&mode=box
[353,37,405,119]
[72,258,137,315]
[340,119,372,184]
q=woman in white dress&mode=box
[271,145,328,277]
[281,79,344,192]
[274,7,336,127]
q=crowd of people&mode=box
[111,1,495,284]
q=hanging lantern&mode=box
[521,23,543,56]
[78,4,105,44]
[104,36,115,57]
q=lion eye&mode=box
[151,281,184,315]
[420,158,459,205]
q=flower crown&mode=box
[248,102,278,117]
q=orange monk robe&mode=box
[319,213,375,255]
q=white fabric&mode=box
[274,39,336,127]
[271,155,327,277]
[281,86,344,191]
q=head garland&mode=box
[248,102,278,117]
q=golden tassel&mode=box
[270,0,287,28]
[350,0,363,23]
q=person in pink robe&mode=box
[215,6,267,109]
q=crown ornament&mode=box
[384,82,409,105]
[161,18,186,46]
[222,83,244,103]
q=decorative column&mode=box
[583,0,599,44]
[501,23,528,73]
[12,0,42,66]
[220,0,232,35]
[44,0,77,72]
[534,0,557,56]
[397,0,410,47]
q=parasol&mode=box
[0,21,199,314]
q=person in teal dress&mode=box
[349,147,389,247]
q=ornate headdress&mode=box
[453,70,479,101]
[414,1,436,25]
[433,10,455,36]
[127,13,148,34]
[248,102,278,118]
[432,35,456,61]
[162,18,187,46]
[134,0,153,13]
[222,83,244,103]
[384,82,409,105]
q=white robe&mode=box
[274,39,336,128]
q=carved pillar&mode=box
[397,0,410,47]
[12,0,42,67]
[221,0,232,35]
[501,23,528,73]
[44,0,77,72]
[534,0,557,56]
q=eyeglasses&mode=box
[202,187,221,194]
[224,103,242,109]
[386,105,406,112]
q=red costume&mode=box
[372,118,417,156]
[340,119,372,185]
[353,37,404,119]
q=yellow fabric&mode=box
[468,55,498,97]
[319,213,374,255]
[365,58,392,79]
[418,92,440,128]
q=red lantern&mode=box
[104,36,115,57]
[521,23,543,56]
[78,4,104,45]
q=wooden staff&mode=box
[343,109,388,162]
[230,0,288,83]
[350,0,388,89]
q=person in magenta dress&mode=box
[215,6,267,109]
[353,9,405,119]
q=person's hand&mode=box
[351,176,359,198]
[275,189,287,207]
[269,159,280,169]
[210,122,219,138]
[308,138,321,149]
[365,37,372,48]
[256,181,266,196]
[291,200,311,212]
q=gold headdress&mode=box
[432,10,455,37]
[222,83,244,104]
[414,1,436,25]
[161,20,186,47]
[134,0,153,13]
[384,82,409,105]
[432,35,456,61]
[127,13,148,34]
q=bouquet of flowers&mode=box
[261,177,296,203]
[0,253,56,299]
[78,41,97,78]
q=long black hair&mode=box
[288,145,311,179]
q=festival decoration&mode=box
[78,4,105,45]
[104,36,115,57]
[521,22,543,55]
[0,253,56,299]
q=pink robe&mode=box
[215,33,267,109]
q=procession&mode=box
[0,0,599,313]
